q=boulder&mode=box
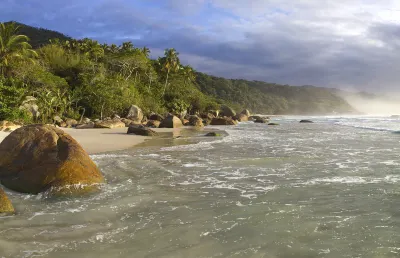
[203,119,212,126]
[182,119,190,126]
[0,188,14,215]
[146,120,161,128]
[127,125,158,136]
[65,118,78,128]
[53,115,63,124]
[300,120,314,123]
[19,96,40,119]
[241,109,251,117]
[254,118,268,123]
[200,113,215,120]
[210,117,238,126]
[76,122,95,129]
[268,123,279,126]
[94,119,125,129]
[236,114,249,122]
[121,118,135,127]
[188,115,204,127]
[205,132,222,137]
[82,117,91,124]
[0,125,104,195]
[159,115,183,128]
[0,121,21,132]
[126,105,144,123]
[220,105,236,117]
[149,113,164,121]
[141,116,148,124]
[59,121,67,128]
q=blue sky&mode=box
[2,0,400,92]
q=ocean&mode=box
[2,116,400,257]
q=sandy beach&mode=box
[0,127,190,154]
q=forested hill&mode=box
[6,21,71,48]
[195,73,355,114]
[0,21,357,122]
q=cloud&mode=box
[2,0,400,92]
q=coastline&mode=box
[0,126,224,155]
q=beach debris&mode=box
[0,125,104,195]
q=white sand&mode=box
[0,127,187,154]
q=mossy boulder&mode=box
[0,125,104,195]
[0,188,14,215]
[220,105,236,117]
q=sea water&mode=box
[2,116,400,257]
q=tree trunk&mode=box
[80,108,86,123]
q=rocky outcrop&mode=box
[159,115,183,128]
[19,96,40,119]
[220,105,236,117]
[210,117,238,126]
[188,115,204,127]
[146,120,161,128]
[0,125,104,195]
[126,105,144,123]
[300,120,314,123]
[0,188,14,215]
[94,119,125,129]
[127,124,158,136]
[0,121,21,132]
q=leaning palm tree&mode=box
[161,48,180,96]
[141,47,150,58]
[0,22,38,76]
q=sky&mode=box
[2,0,400,92]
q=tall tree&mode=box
[160,48,180,96]
[0,22,37,76]
[141,47,150,58]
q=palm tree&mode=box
[0,22,38,76]
[161,48,180,96]
[121,41,134,52]
[141,47,150,58]
[181,65,196,85]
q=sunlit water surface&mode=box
[2,116,400,257]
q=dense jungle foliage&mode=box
[0,21,355,123]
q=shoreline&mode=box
[0,126,224,155]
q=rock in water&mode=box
[0,188,14,215]
[300,120,314,123]
[126,105,144,123]
[127,124,158,136]
[241,109,251,117]
[220,105,236,117]
[205,132,221,137]
[188,115,204,127]
[210,117,238,126]
[159,115,183,128]
[0,125,104,195]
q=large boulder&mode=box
[127,125,158,136]
[19,96,40,119]
[220,105,236,117]
[159,115,183,128]
[241,109,251,117]
[210,117,238,126]
[146,120,161,128]
[65,118,78,128]
[0,188,14,215]
[235,114,249,122]
[0,121,21,132]
[0,125,104,195]
[126,105,144,123]
[149,113,164,121]
[94,119,125,129]
[188,115,204,127]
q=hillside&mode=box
[0,21,358,124]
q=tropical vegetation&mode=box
[0,21,355,123]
